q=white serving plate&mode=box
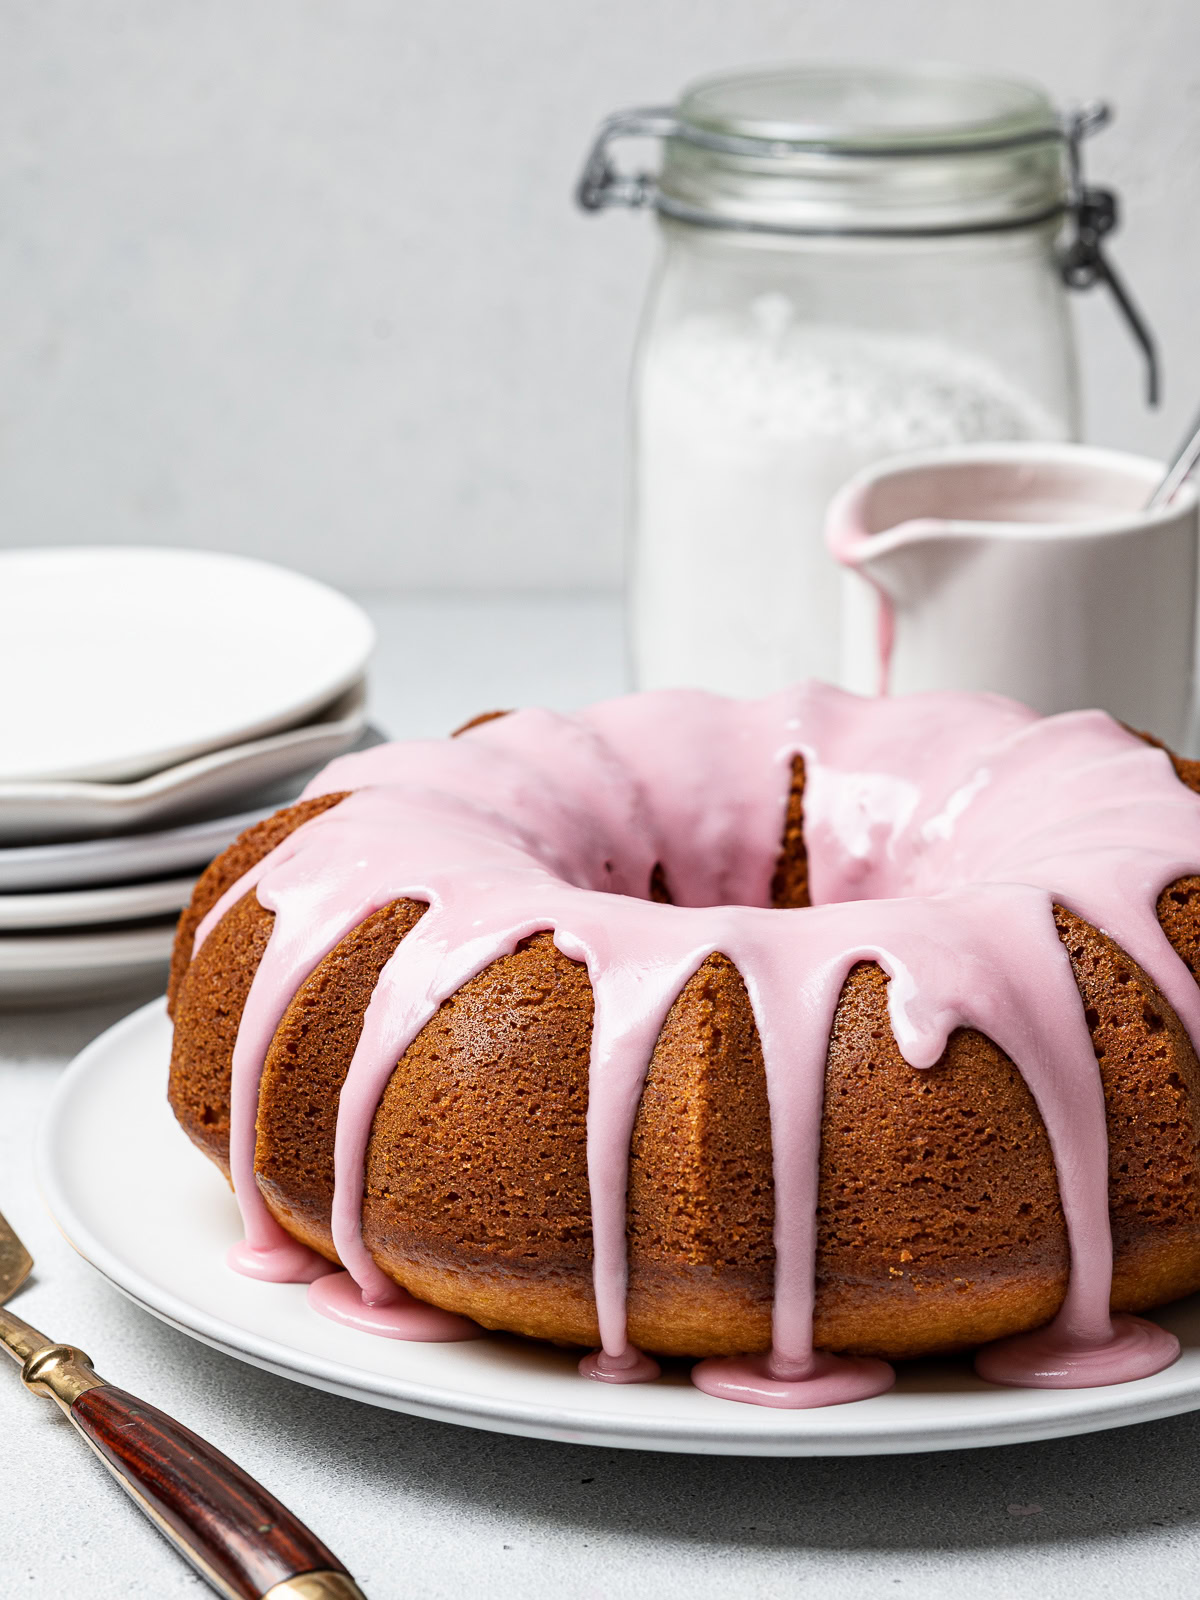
[1,925,176,1007]
[39,1001,1200,1456]
[0,546,374,782]
[0,680,367,844]
[0,875,195,932]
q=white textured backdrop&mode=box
[0,0,1197,592]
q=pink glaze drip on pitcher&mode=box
[825,512,937,696]
[191,683,1199,1405]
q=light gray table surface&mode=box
[4,593,1200,1600]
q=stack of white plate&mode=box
[0,548,376,1006]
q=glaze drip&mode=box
[579,1345,662,1385]
[193,684,1200,1404]
[307,1270,480,1342]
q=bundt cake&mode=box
[167,684,1200,1409]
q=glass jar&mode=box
[578,64,1154,697]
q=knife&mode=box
[0,1205,366,1600]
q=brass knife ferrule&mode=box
[21,1342,106,1411]
[261,1574,368,1600]
[1,1305,105,1409]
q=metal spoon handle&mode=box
[1147,405,1200,508]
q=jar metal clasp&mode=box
[575,107,679,212]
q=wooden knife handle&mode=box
[68,1384,365,1600]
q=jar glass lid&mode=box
[677,63,1059,155]
[656,63,1068,234]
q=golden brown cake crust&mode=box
[167,793,349,1170]
[166,742,1200,1360]
[770,755,810,910]
[168,891,275,1177]
[255,898,426,1257]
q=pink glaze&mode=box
[307,1270,480,1341]
[579,1345,662,1384]
[825,504,922,695]
[692,1352,895,1409]
[191,683,1200,1404]
[227,1238,330,1284]
[975,1313,1178,1389]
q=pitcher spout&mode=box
[823,443,1198,748]
[827,493,953,695]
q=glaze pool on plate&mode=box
[38,1000,1200,1456]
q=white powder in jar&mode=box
[631,293,1066,696]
